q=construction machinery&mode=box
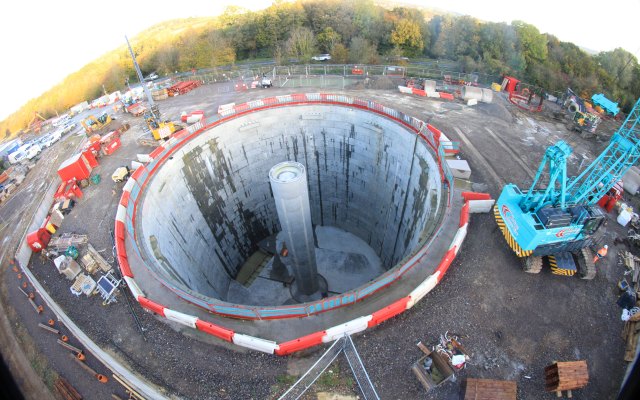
[144,109,179,140]
[81,112,112,134]
[562,89,601,136]
[495,97,640,278]
[567,110,601,137]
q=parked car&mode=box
[312,54,331,61]
[144,72,159,81]
[61,122,77,135]
[260,75,272,88]
[40,130,62,148]
[25,144,42,160]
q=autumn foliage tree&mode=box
[1,0,639,137]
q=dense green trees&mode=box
[1,0,639,136]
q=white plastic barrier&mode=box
[423,80,437,91]
[406,273,439,308]
[232,334,278,354]
[323,316,372,342]
[468,199,495,213]
[461,86,483,101]
[164,309,198,329]
[450,225,468,253]
[116,205,127,223]
[123,177,137,193]
[480,88,493,103]
[123,276,144,299]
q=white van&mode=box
[41,130,62,148]
[25,144,42,160]
[8,144,31,164]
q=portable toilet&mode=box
[501,76,520,93]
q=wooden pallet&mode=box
[54,376,82,400]
[544,361,588,397]
[623,320,640,362]
[464,378,516,400]
[48,233,88,252]
[87,243,112,273]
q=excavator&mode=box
[28,112,47,133]
[495,97,640,279]
[143,107,181,140]
[81,112,112,135]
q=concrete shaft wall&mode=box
[139,105,442,302]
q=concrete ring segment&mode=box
[115,93,471,352]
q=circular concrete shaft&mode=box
[126,96,451,320]
[269,161,319,296]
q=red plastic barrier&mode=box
[459,202,470,227]
[148,147,164,160]
[412,88,426,97]
[195,319,234,342]
[439,92,454,101]
[114,220,125,240]
[367,296,411,328]
[291,94,307,102]
[115,238,126,257]
[274,331,326,356]
[138,297,165,316]
[119,191,130,207]
[461,192,491,201]
[435,248,457,280]
[118,255,133,277]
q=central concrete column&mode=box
[269,161,319,296]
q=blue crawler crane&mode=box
[495,98,640,278]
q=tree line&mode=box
[2,0,639,137]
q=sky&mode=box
[0,0,638,121]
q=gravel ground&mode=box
[4,83,634,399]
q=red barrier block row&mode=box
[460,202,470,227]
[195,319,234,342]
[439,92,455,100]
[275,331,326,356]
[368,296,410,328]
[138,296,165,316]
[435,248,457,279]
[461,192,491,201]
[114,220,125,240]
[119,191,130,207]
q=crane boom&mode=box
[565,97,640,205]
[495,97,640,271]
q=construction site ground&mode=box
[0,79,633,399]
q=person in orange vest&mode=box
[593,244,608,263]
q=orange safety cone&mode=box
[96,374,108,383]
[17,273,22,279]
[61,335,69,342]
[76,352,86,361]
[48,319,55,326]
[22,282,27,289]
[37,306,44,313]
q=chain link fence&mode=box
[167,61,506,92]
